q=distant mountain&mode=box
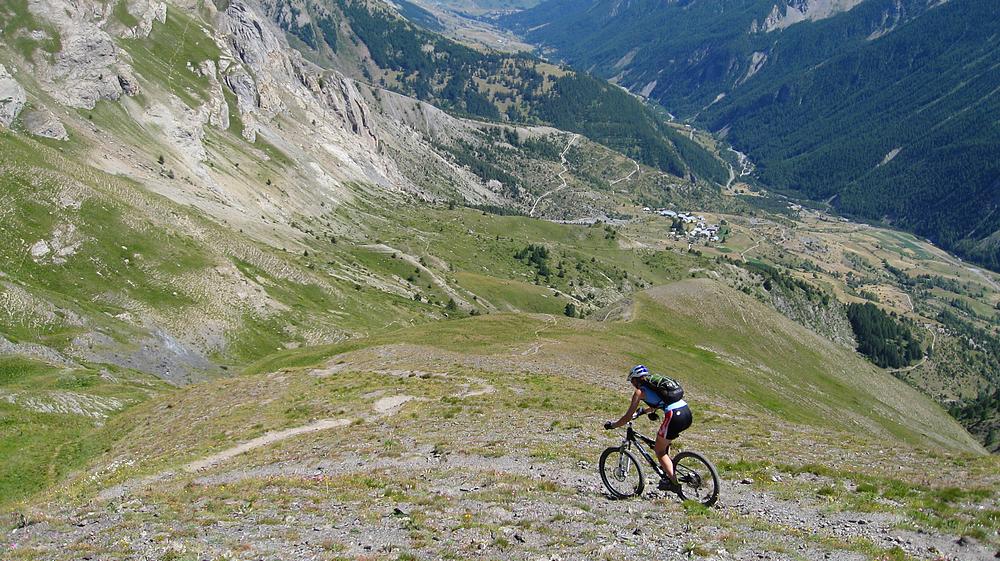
[254,0,729,183]
[419,0,541,16]
[505,0,1000,270]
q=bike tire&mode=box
[599,446,645,499]
[672,450,721,507]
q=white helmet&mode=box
[628,364,649,380]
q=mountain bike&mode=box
[599,408,720,506]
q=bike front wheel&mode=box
[673,450,721,506]
[599,446,645,499]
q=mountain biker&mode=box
[604,365,692,493]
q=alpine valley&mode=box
[503,0,1000,270]
[0,0,997,559]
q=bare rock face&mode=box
[757,0,865,32]
[219,1,298,142]
[318,73,378,151]
[25,0,129,107]
[224,70,259,141]
[200,60,230,131]
[144,101,210,164]
[221,1,285,74]
[0,65,26,127]
[137,1,167,38]
[23,109,69,140]
[45,28,125,109]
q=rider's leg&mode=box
[655,435,676,482]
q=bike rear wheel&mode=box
[599,446,645,499]
[672,451,720,507]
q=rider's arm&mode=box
[608,388,644,429]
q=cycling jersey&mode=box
[640,384,686,411]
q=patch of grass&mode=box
[113,0,140,27]
[0,357,166,508]
[0,0,61,59]
[118,8,221,108]
[681,500,714,517]
[454,272,566,314]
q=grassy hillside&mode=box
[605,197,1000,452]
[0,356,168,504]
[4,280,996,560]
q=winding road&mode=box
[740,235,761,262]
[725,147,754,190]
[610,157,640,186]
[529,134,579,217]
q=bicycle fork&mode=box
[614,438,632,480]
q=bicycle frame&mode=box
[603,411,720,506]
[618,423,664,478]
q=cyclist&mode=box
[604,365,692,492]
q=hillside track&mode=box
[529,134,579,217]
[97,397,415,501]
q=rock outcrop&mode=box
[24,109,69,140]
[223,70,259,141]
[0,65,26,127]
[753,0,866,32]
[200,60,231,131]
[118,69,141,97]
[45,28,126,109]
[317,73,378,152]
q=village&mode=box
[643,207,725,243]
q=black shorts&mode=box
[657,405,692,440]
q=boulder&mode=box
[118,69,141,96]
[23,109,69,140]
[0,65,26,127]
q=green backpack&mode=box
[645,373,684,404]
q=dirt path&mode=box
[97,395,416,501]
[529,134,578,217]
[183,418,353,473]
[610,157,640,186]
[740,235,761,262]
[519,313,557,356]
[363,243,473,308]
